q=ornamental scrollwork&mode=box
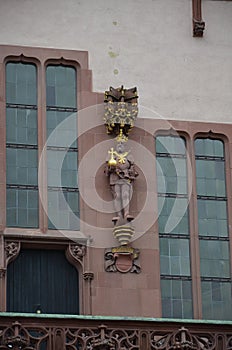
[226,335,232,349]
[65,325,138,350]
[0,321,47,350]
[104,86,138,137]
[68,243,86,260]
[0,322,231,349]
[4,241,20,266]
[150,327,216,350]
[91,325,116,350]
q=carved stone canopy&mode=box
[104,86,138,137]
[105,86,137,103]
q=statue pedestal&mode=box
[105,220,140,274]
[113,225,134,246]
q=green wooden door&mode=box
[7,249,79,314]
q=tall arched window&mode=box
[5,61,79,231]
[195,138,231,320]
[46,65,79,230]
[0,46,94,315]
[6,62,38,227]
[156,135,193,319]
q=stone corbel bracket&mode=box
[66,243,86,269]
[192,0,205,37]
[66,243,94,282]
[4,241,21,266]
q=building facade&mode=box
[0,0,232,349]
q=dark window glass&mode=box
[46,65,78,230]
[46,110,77,147]
[7,148,38,185]
[6,62,38,228]
[47,150,78,188]
[158,197,189,235]
[46,66,76,108]
[200,240,230,278]
[161,279,193,319]
[196,159,225,197]
[195,138,224,158]
[195,138,231,320]
[157,157,187,195]
[47,190,79,230]
[6,108,37,145]
[201,281,232,320]
[6,189,38,227]
[198,200,228,237]
[156,136,186,155]
[156,136,192,319]
[160,238,190,276]
[6,63,37,105]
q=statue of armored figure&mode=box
[105,130,138,224]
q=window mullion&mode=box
[187,136,202,319]
[38,63,48,232]
[223,140,232,282]
[0,58,7,228]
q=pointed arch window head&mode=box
[46,65,76,109]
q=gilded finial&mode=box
[108,148,117,166]
[116,129,128,143]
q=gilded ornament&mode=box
[108,148,117,166]
[104,86,138,137]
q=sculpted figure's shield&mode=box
[114,253,133,273]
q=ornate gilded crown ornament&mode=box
[104,86,138,137]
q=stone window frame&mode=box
[152,124,232,320]
[0,44,102,238]
[0,45,101,314]
[156,134,193,319]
